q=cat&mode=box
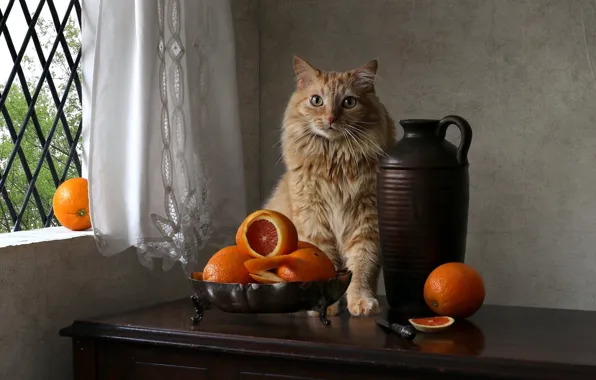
[264,56,397,317]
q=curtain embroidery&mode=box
[136,0,212,271]
[86,0,244,271]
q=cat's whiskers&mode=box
[275,153,285,166]
[357,133,389,158]
[350,132,389,163]
[286,121,314,140]
[340,129,358,164]
[348,127,389,158]
[343,127,371,168]
[343,123,389,158]
[346,119,380,125]
[344,128,366,166]
[341,122,372,154]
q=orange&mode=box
[52,177,91,231]
[203,245,254,284]
[236,209,298,259]
[296,241,319,250]
[423,262,485,319]
[245,247,336,283]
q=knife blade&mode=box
[375,317,416,341]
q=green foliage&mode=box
[0,16,82,232]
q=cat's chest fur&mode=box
[289,162,377,248]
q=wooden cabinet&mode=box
[61,299,596,380]
[88,340,413,380]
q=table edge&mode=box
[59,320,596,379]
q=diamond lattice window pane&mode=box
[0,0,83,232]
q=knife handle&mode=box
[390,323,416,341]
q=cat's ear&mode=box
[293,56,320,89]
[352,59,378,90]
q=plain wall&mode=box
[233,0,261,211]
[0,236,188,380]
[259,0,596,310]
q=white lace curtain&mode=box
[82,0,246,272]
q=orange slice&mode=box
[236,209,298,259]
[249,271,284,284]
[245,247,336,283]
[276,248,336,282]
[245,255,288,274]
[296,241,319,250]
[408,316,455,333]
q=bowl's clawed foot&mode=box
[191,314,204,324]
[190,295,205,324]
[309,307,332,326]
[348,295,380,317]
[308,301,340,326]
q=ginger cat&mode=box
[265,56,396,316]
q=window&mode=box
[0,0,81,233]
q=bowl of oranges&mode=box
[189,209,351,326]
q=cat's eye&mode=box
[342,96,357,109]
[309,95,323,107]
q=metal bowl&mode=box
[189,271,352,326]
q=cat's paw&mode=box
[307,302,341,317]
[347,295,380,317]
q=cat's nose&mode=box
[327,115,335,124]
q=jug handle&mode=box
[436,115,473,165]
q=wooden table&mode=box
[59,298,596,380]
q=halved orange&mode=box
[236,209,298,259]
[409,316,455,333]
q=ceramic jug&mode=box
[377,115,473,314]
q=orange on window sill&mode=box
[52,177,91,231]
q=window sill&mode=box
[0,227,94,249]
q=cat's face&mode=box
[286,57,383,141]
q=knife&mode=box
[375,317,417,341]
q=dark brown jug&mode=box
[377,115,473,315]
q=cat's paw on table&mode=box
[348,295,380,317]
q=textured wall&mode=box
[0,237,188,380]
[232,0,261,211]
[259,0,596,310]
